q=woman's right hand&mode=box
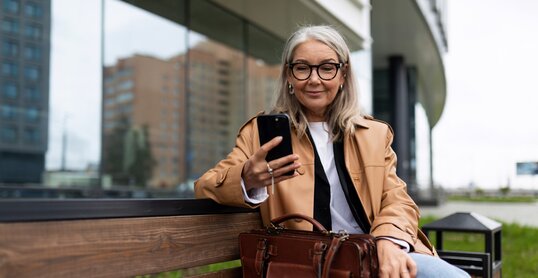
[242,136,301,191]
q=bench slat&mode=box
[0,212,261,277]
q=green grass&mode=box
[420,216,538,277]
[137,260,241,278]
[447,195,536,203]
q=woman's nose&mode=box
[308,68,322,83]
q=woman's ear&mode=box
[284,64,293,83]
[286,71,293,84]
[342,63,348,77]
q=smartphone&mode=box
[257,114,294,176]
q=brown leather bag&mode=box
[239,213,378,278]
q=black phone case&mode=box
[257,114,294,176]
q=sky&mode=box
[432,0,538,189]
[46,0,538,190]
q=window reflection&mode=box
[25,2,43,18]
[103,0,187,190]
[0,0,48,186]
[102,0,282,197]
[2,40,19,57]
[2,81,18,98]
[3,0,19,14]
[2,0,283,199]
[1,18,19,33]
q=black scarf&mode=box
[306,129,371,233]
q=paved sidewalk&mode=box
[419,201,538,227]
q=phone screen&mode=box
[257,114,294,175]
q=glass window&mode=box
[43,0,98,184]
[3,0,285,200]
[24,65,40,81]
[1,18,19,33]
[103,0,187,189]
[23,127,41,143]
[24,44,42,60]
[2,81,18,98]
[25,107,40,122]
[117,80,133,91]
[25,86,40,101]
[24,24,42,40]
[24,1,43,18]
[2,40,19,57]
[187,0,246,180]
[99,0,284,197]
[1,62,18,77]
[2,0,19,14]
[116,91,133,103]
[246,24,282,117]
[1,104,17,120]
[0,125,17,142]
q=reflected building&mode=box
[103,54,186,188]
[0,0,50,183]
[103,40,278,188]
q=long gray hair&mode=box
[273,25,363,140]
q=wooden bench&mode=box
[0,199,262,277]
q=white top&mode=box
[307,122,363,233]
[241,122,410,251]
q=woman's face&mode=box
[287,39,345,122]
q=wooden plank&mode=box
[0,212,261,278]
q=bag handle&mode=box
[321,234,349,278]
[270,213,328,232]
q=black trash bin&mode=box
[422,212,502,278]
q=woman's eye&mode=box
[320,65,335,72]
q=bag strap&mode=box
[270,213,328,233]
[321,234,349,278]
[312,241,328,278]
[255,238,268,277]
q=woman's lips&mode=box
[304,91,324,96]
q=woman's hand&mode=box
[377,239,417,278]
[242,136,301,191]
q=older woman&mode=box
[195,25,469,278]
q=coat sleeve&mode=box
[194,118,260,208]
[369,126,421,249]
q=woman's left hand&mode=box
[376,239,417,278]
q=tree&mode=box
[103,119,156,187]
[123,125,155,187]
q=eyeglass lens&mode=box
[291,63,339,80]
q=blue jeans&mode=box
[409,253,471,278]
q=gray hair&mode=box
[273,25,363,140]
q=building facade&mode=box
[0,0,50,183]
[372,0,448,196]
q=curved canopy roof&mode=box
[372,0,447,127]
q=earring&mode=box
[338,84,344,93]
[288,83,294,95]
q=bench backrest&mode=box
[0,199,262,277]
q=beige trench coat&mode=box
[195,115,435,255]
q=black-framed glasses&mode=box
[288,62,344,81]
